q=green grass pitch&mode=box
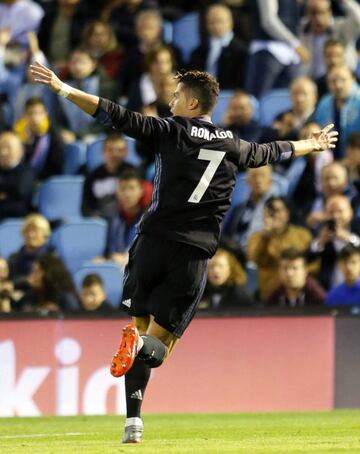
[1,411,360,453]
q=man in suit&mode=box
[189,4,247,90]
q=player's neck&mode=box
[192,114,212,123]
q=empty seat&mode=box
[0,219,23,259]
[51,219,107,273]
[73,261,124,308]
[38,176,84,221]
[259,89,291,126]
[172,12,200,64]
[63,141,87,174]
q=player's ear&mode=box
[189,97,199,111]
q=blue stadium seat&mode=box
[86,138,104,172]
[51,219,108,273]
[245,262,258,296]
[0,219,23,259]
[63,141,87,174]
[73,261,124,308]
[38,176,84,221]
[212,90,234,126]
[259,89,291,126]
[231,172,289,207]
[212,91,260,126]
[172,12,200,64]
[86,136,141,172]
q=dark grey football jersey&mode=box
[95,98,294,257]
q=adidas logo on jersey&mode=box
[122,299,132,308]
[190,126,233,141]
[131,390,143,400]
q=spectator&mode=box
[0,256,16,313]
[223,165,276,249]
[306,162,355,230]
[79,273,114,312]
[11,32,55,122]
[81,19,123,80]
[38,0,89,69]
[95,169,146,267]
[288,121,333,224]
[261,77,318,145]
[259,110,299,145]
[14,97,64,181]
[199,248,254,310]
[102,0,157,48]
[141,73,177,118]
[314,65,360,158]
[8,213,53,288]
[0,0,44,47]
[127,45,177,112]
[287,77,318,132]
[0,30,50,126]
[301,0,360,79]
[118,9,178,98]
[16,252,79,313]
[325,243,360,306]
[55,47,116,143]
[0,131,34,219]
[81,133,134,218]
[246,0,308,98]
[307,194,360,290]
[220,90,261,142]
[189,4,248,90]
[267,248,325,307]
[247,196,312,301]
[342,132,360,187]
[316,39,347,98]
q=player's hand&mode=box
[29,61,63,93]
[310,123,338,151]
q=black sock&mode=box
[137,335,167,368]
[125,357,151,418]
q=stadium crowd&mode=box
[0,0,359,314]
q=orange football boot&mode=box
[110,324,140,377]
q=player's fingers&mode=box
[33,60,49,71]
[328,131,339,137]
[322,123,335,134]
[29,65,49,77]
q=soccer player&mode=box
[30,61,338,444]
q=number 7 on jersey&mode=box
[188,148,226,203]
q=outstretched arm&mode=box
[29,61,99,115]
[291,123,338,157]
[239,124,338,168]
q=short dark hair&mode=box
[265,196,289,211]
[324,39,345,51]
[118,168,142,182]
[280,248,306,262]
[338,244,360,261]
[347,132,360,149]
[24,97,46,110]
[104,132,126,145]
[174,70,219,114]
[82,273,104,288]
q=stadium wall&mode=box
[0,315,352,417]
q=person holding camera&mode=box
[247,196,313,301]
[307,194,360,290]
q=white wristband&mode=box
[58,83,72,98]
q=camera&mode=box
[325,219,336,232]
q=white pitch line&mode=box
[0,432,89,439]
